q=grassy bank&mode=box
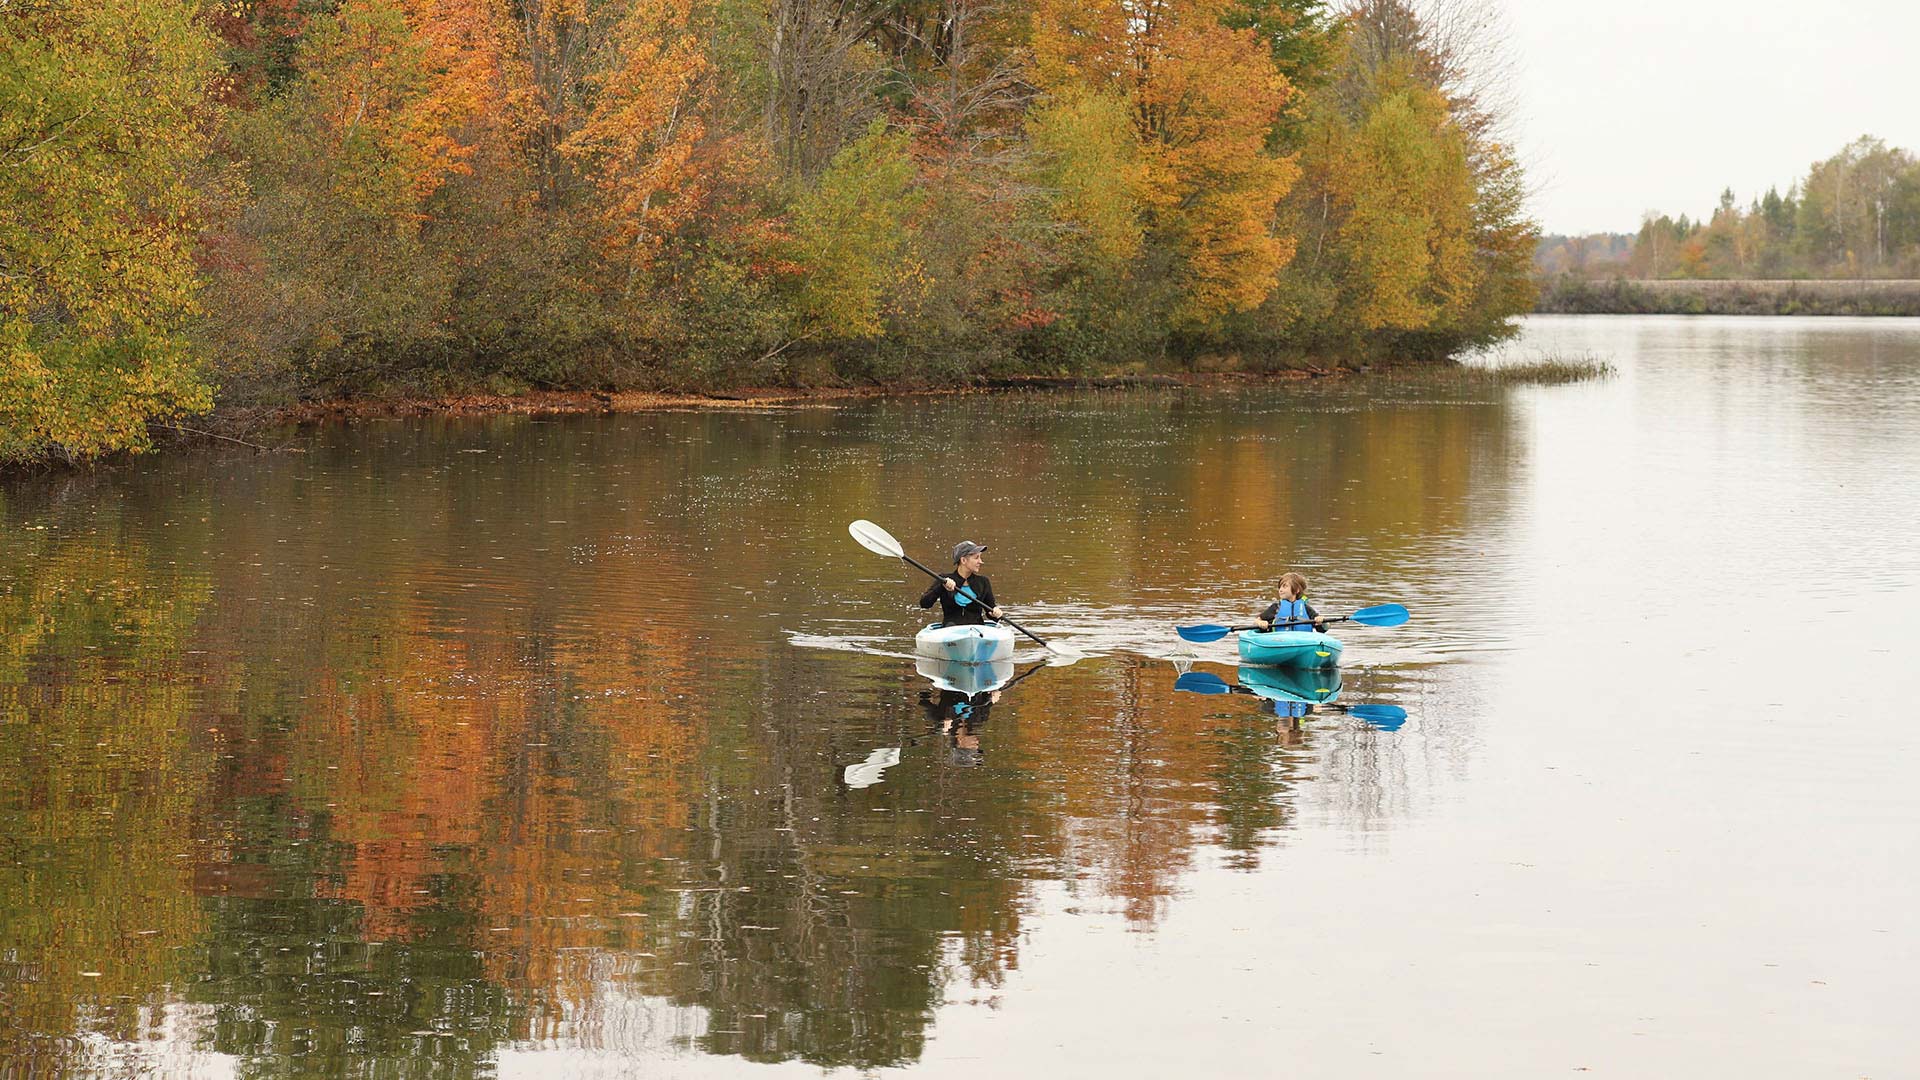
[1535,277,1920,316]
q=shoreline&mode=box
[11,357,1625,477]
[9,369,1359,477]
[221,369,1346,430]
[1534,276,1920,316]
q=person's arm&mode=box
[919,576,950,609]
[977,576,999,618]
[1256,601,1278,631]
[1305,601,1324,631]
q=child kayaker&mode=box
[919,540,1003,626]
[1256,572,1324,633]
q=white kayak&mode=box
[914,621,1016,663]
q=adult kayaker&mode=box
[919,541,1003,626]
[1255,572,1325,633]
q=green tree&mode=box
[0,0,223,464]
[1223,0,1343,146]
[1026,88,1150,280]
[783,122,923,341]
[1319,72,1477,332]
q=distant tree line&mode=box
[3,0,1537,466]
[1537,136,1920,283]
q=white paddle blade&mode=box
[848,519,904,559]
[1043,643,1086,666]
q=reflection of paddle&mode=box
[999,659,1052,694]
[1172,671,1408,730]
[849,519,1084,662]
[1176,603,1409,643]
[842,747,901,789]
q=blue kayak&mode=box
[1236,629,1343,668]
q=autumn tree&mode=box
[1318,69,1476,332]
[1271,0,1531,355]
[1797,137,1913,275]
[1029,0,1300,332]
[783,122,923,341]
[212,0,508,387]
[0,0,223,464]
[1026,88,1150,279]
[561,0,718,297]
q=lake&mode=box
[3,315,1916,1077]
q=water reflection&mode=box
[27,323,1879,1073]
[842,660,1051,787]
[1174,666,1409,733]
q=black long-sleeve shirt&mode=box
[919,573,995,626]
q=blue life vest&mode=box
[1271,598,1312,631]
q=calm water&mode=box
[3,316,1917,1078]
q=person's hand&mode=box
[1257,619,1272,631]
[988,606,1002,618]
[944,578,957,592]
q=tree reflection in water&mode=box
[0,383,1504,1072]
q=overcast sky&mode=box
[1503,0,1920,235]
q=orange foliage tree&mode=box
[560,0,718,296]
[1029,0,1299,330]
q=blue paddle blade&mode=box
[1174,672,1235,694]
[1349,603,1409,627]
[1175,624,1234,643]
[1349,704,1408,730]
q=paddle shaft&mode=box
[1193,621,1331,632]
[895,554,1058,653]
[1271,614,1343,629]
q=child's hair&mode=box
[1276,572,1308,599]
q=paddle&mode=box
[848,520,1084,661]
[1175,603,1409,644]
[1171,671,1408,730]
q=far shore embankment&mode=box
[7,357,1621,477]
[229,369,1338,430]
[1535,277,1920,316]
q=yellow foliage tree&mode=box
[1025,88,1150,277]
[784,122,923,340]
[290,0,503,216]
[1314,69,1478,333]
[0,0,222,463]
[1029,0,1298,330]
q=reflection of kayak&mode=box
[915,622,1016,663]
[1236,665,1341,705]
[1236,629,1343,668]
[915,656,1016,695]
[1175,667,1406,731]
